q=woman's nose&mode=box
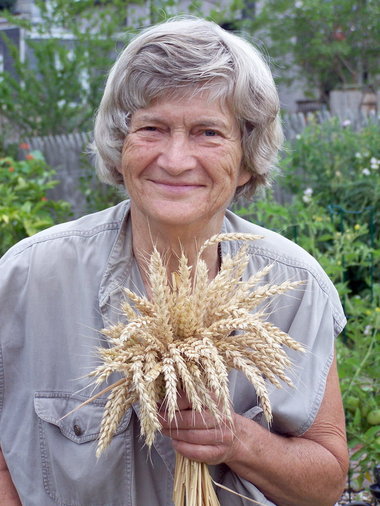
[157,133,197,173]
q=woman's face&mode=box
[119,94,251,232]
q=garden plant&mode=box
[249,0,380,101]
[0,144,71,256]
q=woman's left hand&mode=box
[159,356,348,506]
[159,390,238,465]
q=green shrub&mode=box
[337,290,380,489]
[0,146,71,255]
[234,197,375,295]
[280,117,380,228]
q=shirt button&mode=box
[73,424,83,436]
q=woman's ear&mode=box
[237,167,252,187]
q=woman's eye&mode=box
[203,129,218,137]
[142,126,157,132]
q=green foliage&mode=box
[280,118,380,219]
[248,0,380,98]
[234,119,380,490]
[337,293,380,489]
[234,197,376,295]
[0,0,130,137]
[79,159,124,214]
[0,146,71,256]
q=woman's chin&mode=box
[137,206,221,234]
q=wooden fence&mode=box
[24,110,379,217]
[25,131,93,217]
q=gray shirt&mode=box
[0,201,346,506]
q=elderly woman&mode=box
[0,17,347,506]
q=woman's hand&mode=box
[159,390,238,465]
[159,355,348,506]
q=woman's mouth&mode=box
[150,180,203,194]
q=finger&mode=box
[160,409,220,430]
[170,389,221,411]
[158,389,192,414]
[176,389,192,410]
[162,426,234,446]
[171,439,230,466]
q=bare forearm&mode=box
[0,451,22,506]
[226,415,346,506]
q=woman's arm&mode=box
[161,353,348,506]
[223,356,348,505]
[0,449,21,506]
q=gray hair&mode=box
[93,16,283,198]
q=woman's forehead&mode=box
[143,80,233,109]
[131,94,238,129]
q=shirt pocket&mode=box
[34,392,133,506]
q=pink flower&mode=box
[19,142,31,150]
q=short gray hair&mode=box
[93,17,283,198]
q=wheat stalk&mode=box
[85,233,305,505]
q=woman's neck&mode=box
[130,208,223,291]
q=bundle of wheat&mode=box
[86,233,305,505]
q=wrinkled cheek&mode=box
[118,149,130,178]
[116,160,132,192]
[122,171,135,195]
[222,152,242,178]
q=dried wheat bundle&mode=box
[88,233,305,505]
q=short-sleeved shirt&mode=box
[0,200,346,505]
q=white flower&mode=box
[370,157,379,169]
[362,168,371,176]
[302,187,313,203]
[341,119,351,127]
[355,152,362,158]
[295,1,303,8]
[295,134,301,140]
[364,325,372,336]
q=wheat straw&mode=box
[84,233,305,505]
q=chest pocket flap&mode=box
[34,392,132,444]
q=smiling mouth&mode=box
[150,180,203,192]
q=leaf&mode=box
[364,425,380,439]
[350,446,367,461]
